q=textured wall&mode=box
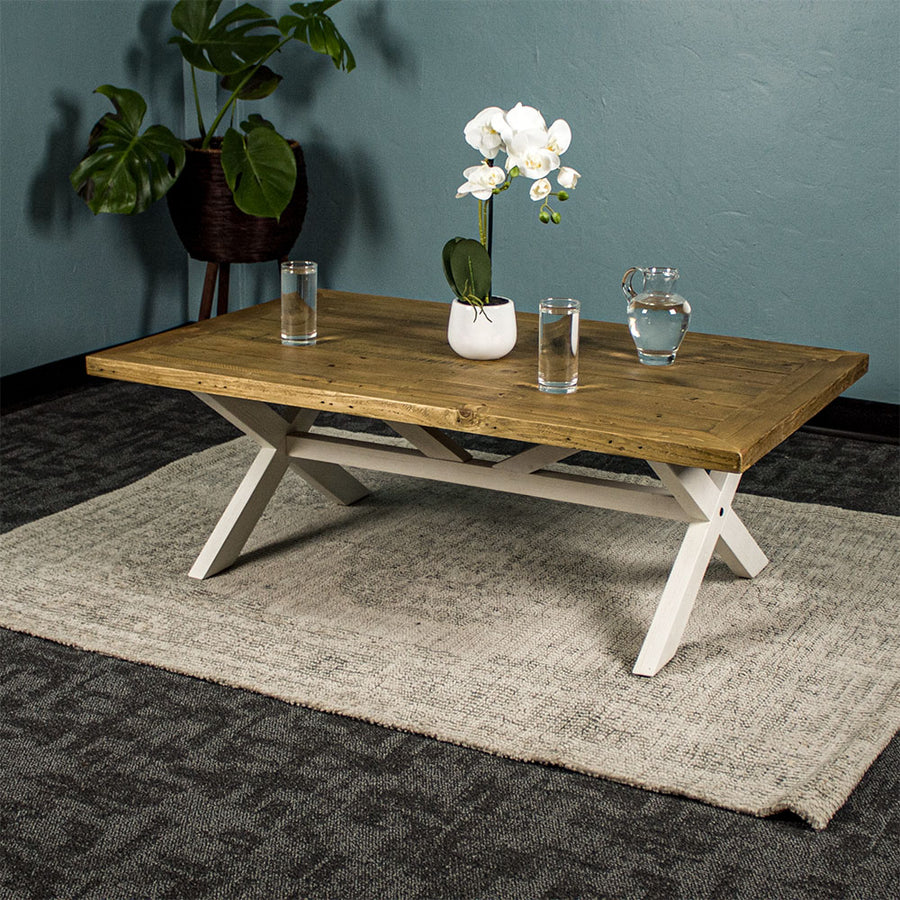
[0,0,189,375]
[2,0,897,402]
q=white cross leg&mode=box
[188,394,768,675]
[631,463,769,676]
[188,394,369,579]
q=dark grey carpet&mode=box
[1,379,898,899]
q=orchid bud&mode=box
[551,211,561,224]
[557,191,569,201]
[539,210,551,224]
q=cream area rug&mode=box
[2,431,898,830]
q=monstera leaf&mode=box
[221,118,297,219]
[279,1,356,71]
[169,1,279,75]
[69,85,185,215]
[220,64,282,101]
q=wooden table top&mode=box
[85,290,868,472]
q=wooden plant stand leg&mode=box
[188,394,369,579]
[631,463,769,676]
[216,262,230,316]
[198,262,231,320]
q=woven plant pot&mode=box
[166,139,308,264]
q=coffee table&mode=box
[85,290,868,675]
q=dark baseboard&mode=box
[804,396,899,444]
[2,353,898,444]
[0,355,102,414]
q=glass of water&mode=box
[281,260,317,345]
[538,298,580,394]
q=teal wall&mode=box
[2,0,897,403]
[0,0,190,374]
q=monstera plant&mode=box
[70,0,355,223]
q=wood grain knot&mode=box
[455,406,481,426]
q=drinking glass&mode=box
[281,260,317,345]
[538,298,580,393]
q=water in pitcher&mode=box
[627,297,691,366]
[621,266,691,366]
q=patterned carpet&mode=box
[1,379,898,899]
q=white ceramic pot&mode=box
[447,297,517,360]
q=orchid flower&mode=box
[446,102,582,314]
[557,166,581,189]
[504,129,560,179]
[546,119,572,156]
[499,102,547,144]
[529,178,552,201]
[455,101,582,237]
[456,163,507,201]
[464,106,506,159]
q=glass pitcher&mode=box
[621,266,691,366]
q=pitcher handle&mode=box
[622,267,641,299]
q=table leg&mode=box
[386,421,472,461]
[632,464,769,676]
[189,446,290,579]
[189,394,369,579]
[184,407,769,676]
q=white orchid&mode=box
[557,166,581,190]
[456,163,507,200]
[546,119,572,155]
[504,129,560,179]
[497,103,570,179]
[452,101,582,262]
[446,103,582,310]
[529,178,552,202]
[464,106,506,159]
[499,102,547,143]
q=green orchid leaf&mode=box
[280,2,356,72]
[221,64,282,100]
[170,0,280,76]
[442,237,464,290]
[69,85,185,215]
[443,237,492,305]
[221,125,296,219]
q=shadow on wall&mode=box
[228,133,388,309]
[269,0,417,285]
[294,138,388,285]
[356,0,418,82]
[28,95,81,235]
[27,2,188,334]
